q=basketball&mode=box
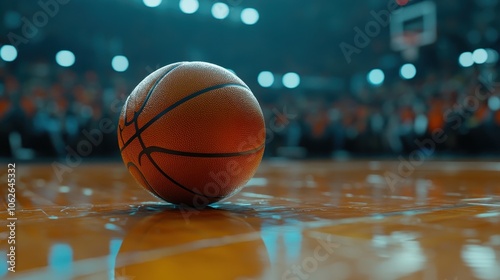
[118,61,265,207]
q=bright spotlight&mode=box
[143,0,162,8]
[473,48,488,64]
[257,71,274,88]
[241,8,259,25]
[55,50,75,67]
[400,63,417,80]
[367,69,385,86]
[211,3,229,19]
[458,52,474,67]
[111,55,129,72]
[282,72,300,89]
[0,45,18,62]
[179,0,199,14]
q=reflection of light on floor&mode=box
[476,212,500,218]
[260,226,302,264]
[283,229,303,262]
[260,228,278,264]
[415,179,430,205]
[105,223,121,231]
[58,186,71,193]
[366,174,385,185]
[49,243,73,275]
[372,232,425,279]
[82,188,93,196]
[246,178,268,187]
[108,239,123,280]
[240,192,274,199]
[461,244,500,280]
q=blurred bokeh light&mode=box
[0,45,17,62]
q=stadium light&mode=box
[472,48,488,64]
[367,69,385,86]
[282,72,300,89]
[179,0,199,14]
[211,3,229,20]
[458,52,474,67]
[55,50,75,67]
[111,55,129,72]
[400,63,417,80]
[0,45,18,62]
[241,8,259,25]
[257,71,274,88]
[143,0,162,8]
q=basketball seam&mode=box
[134,106,220,198]
[132,90,225,200]
[137,144,265,165]
[127,161,164,199]
[119,83,250,153]
[123,63,184,127]
[119,63,183,149]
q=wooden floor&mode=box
[1,160,500,280]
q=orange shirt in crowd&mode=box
[495,111,500,125]
[0,99,11,119]
[427,99,445,132]
[21,97,36,118]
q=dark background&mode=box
[0,0,499,160]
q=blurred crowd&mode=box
[263,66,500,157]
[0,64,127,159]
[1,62,499,160]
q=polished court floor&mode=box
[1,160,500,280]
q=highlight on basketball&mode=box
[0,0,499,279]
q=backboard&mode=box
[390,1,437,61]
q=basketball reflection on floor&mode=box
[115,208,269,280]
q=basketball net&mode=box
[392,31,419,62]
[399,32,420,62]
[402,47,419,61]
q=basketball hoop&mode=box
[389,1,437,62]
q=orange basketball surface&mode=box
[118,62,265,206]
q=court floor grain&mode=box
[1,160,500,280]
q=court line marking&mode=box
[461,197,494,201]
[467,203,500,207]
[0,201,167,221]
